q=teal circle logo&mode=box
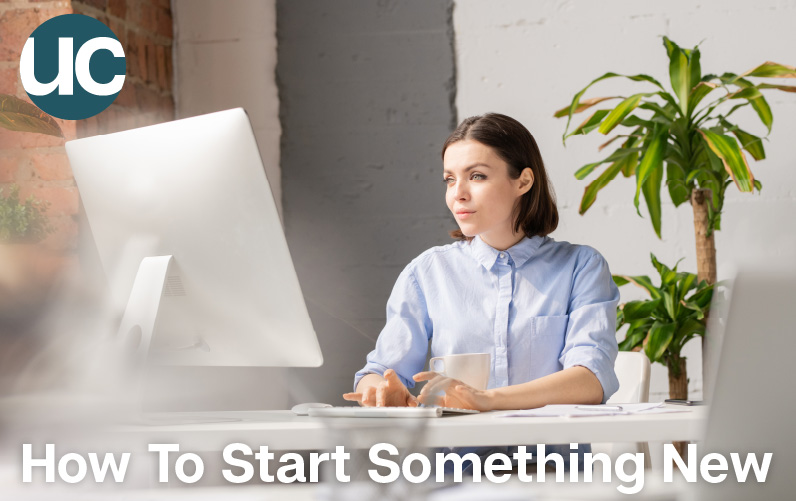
[19,14,126,120]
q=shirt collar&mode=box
[469,234,546,270]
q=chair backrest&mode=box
[607,351,650,404]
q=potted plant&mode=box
[0,94,62,321]
[555,37,795,395]
[614,254,713,400]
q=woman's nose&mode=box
[454,181,469,200]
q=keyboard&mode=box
[307,406,478,418]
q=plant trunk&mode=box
[667,355,689,459]
[691,188,716,399]
[667,355,688,400]
[691,188,717,285]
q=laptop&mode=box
[687,270,795,500]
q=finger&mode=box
[376,382,387,407]
[362,387,376,406]
[342,393,362,402]
[417,393,443,407]
[419,376,454,398]
[384,369,402,386]
[407,394,418,407]
[413,371,439,382]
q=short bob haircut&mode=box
[442,113,559,241]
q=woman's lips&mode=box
[455,211,475,220]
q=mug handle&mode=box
[429,357,446,375]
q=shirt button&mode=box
[499,253,505,258]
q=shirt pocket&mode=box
[528,315,568,379]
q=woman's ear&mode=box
[517,167,534,195]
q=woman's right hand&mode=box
[343,369,418,407]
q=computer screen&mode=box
[65,108,323,368]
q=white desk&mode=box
[113,405,707,451]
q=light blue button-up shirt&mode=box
[355,234,620,403]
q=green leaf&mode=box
[623,299,662,321]
[634,131,667,216]
[641,156,664,238]
[740,61,796,78]
[729,85,773,133]
[619,319,653,351]
[613,274,663,299]
[598,93,649,134]
[613,275,630,287]
[574,146,640,180]
[666,163,690,206]
[720,119,766,161]
[645,321,676,362]
[650,253,678,286]
[567,109,611,138]
[674,318,705,347]
[639,101,676,122]
[0,94,63,137]
[579,158,625,214]
[757,83,796,93]
[553,96,621,118]
[698,129,755,192]
[688,44,702,94]
[663,37,690,114]
[560,73,665,141]
[687,82,718,116]
[676,273,698,303]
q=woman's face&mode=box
[443,139,533,250]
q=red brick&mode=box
[107,16,126,48]
[136,35,147,81]
[155,44,167,90]
[135,84,158,111]
[42,215,79,251]
[115,80,136,107]
[156,6,172,38]
[32,152,73,181]
[26,185,79,216]
[76,0,108,11]
[108,0,127,19]
[145,43,156,85]
[35,8,74,25]
[0,9,40,62]
[0,156,20,182]
[0,127,65,149]
[0,67,18,94]
[164,45,172,91]
[141,3,157,32]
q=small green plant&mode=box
[0,185,52,244]
[614,254,714,399]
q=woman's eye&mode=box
[472,173,486,180]
[444,177,454,185]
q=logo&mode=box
[19,14,126,120]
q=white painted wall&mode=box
[453,0,796,401]
[173,0,282,215]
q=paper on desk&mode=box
[497,402,687,418]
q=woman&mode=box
[343,113,619,412]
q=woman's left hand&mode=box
[413,371,492,411]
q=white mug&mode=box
[428,352,490,390]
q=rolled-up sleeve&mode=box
[559,250,620,403]
[354,265,432,390]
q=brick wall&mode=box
[0,0,174,255]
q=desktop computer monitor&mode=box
[65,108,322,368]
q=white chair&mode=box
[592,351,652,467]
[607,351,651,405]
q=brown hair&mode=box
[442,113,558,241]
